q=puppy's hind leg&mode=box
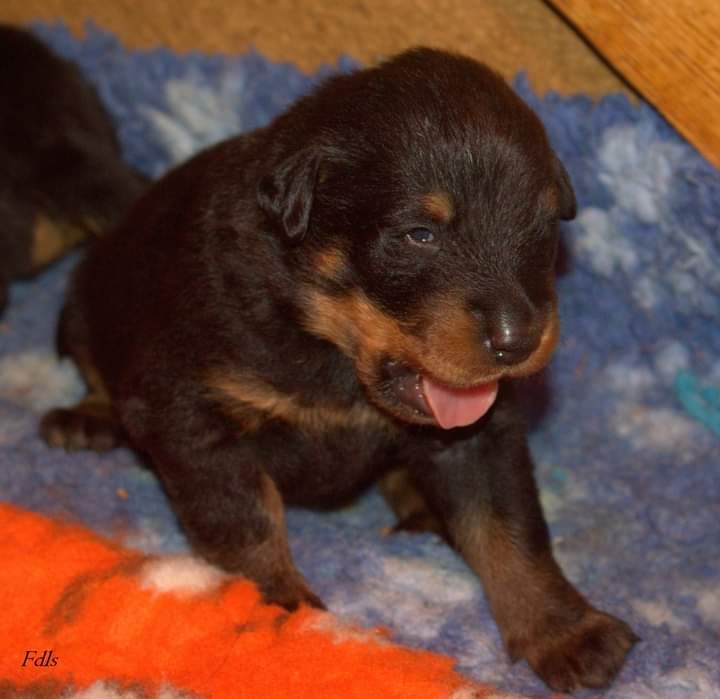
[40,302,125,452]
[41,393,124,453]
[379,468,447,540]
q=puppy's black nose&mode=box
[486,325,538,365]
[475,303,540,366]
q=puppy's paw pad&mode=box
[40,405,123,452]
[522,609,638,692]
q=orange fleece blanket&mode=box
[0,504,492,698]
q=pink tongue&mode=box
[421,377,499,429]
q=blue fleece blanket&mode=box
[1,24,719,698]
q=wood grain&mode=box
[548,0,720,167]
[0,0,630,97]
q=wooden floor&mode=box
[549,0,720,167]
[0,0,629,97]
[5,2,714,166]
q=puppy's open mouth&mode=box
[382,359,499,429]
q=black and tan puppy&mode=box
[41,49,637,691]
[0,26,146,312]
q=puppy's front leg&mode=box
[411,387,637,692]
[141,420,323,612]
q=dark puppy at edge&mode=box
[41,49,637,691]
[0,26,147,313]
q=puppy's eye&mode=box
[406,227,435,245]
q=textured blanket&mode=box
[0,503,482,698]
[1,23,719,698]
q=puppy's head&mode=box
[258,48,576,429]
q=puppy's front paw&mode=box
[512,607,638,693]
[259,576,326,613]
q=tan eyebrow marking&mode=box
[421,191,454,223]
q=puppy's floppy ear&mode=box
[258,147,322,241]
[555,157,577,221]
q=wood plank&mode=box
[0,0,630,97]
[548,0,720,168]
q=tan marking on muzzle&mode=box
[421,294,494,383]
[425,291,561,381]
[298,288,416,381]
[300,287,559,387]
[506,307,560,379]
[206,371,391,433]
